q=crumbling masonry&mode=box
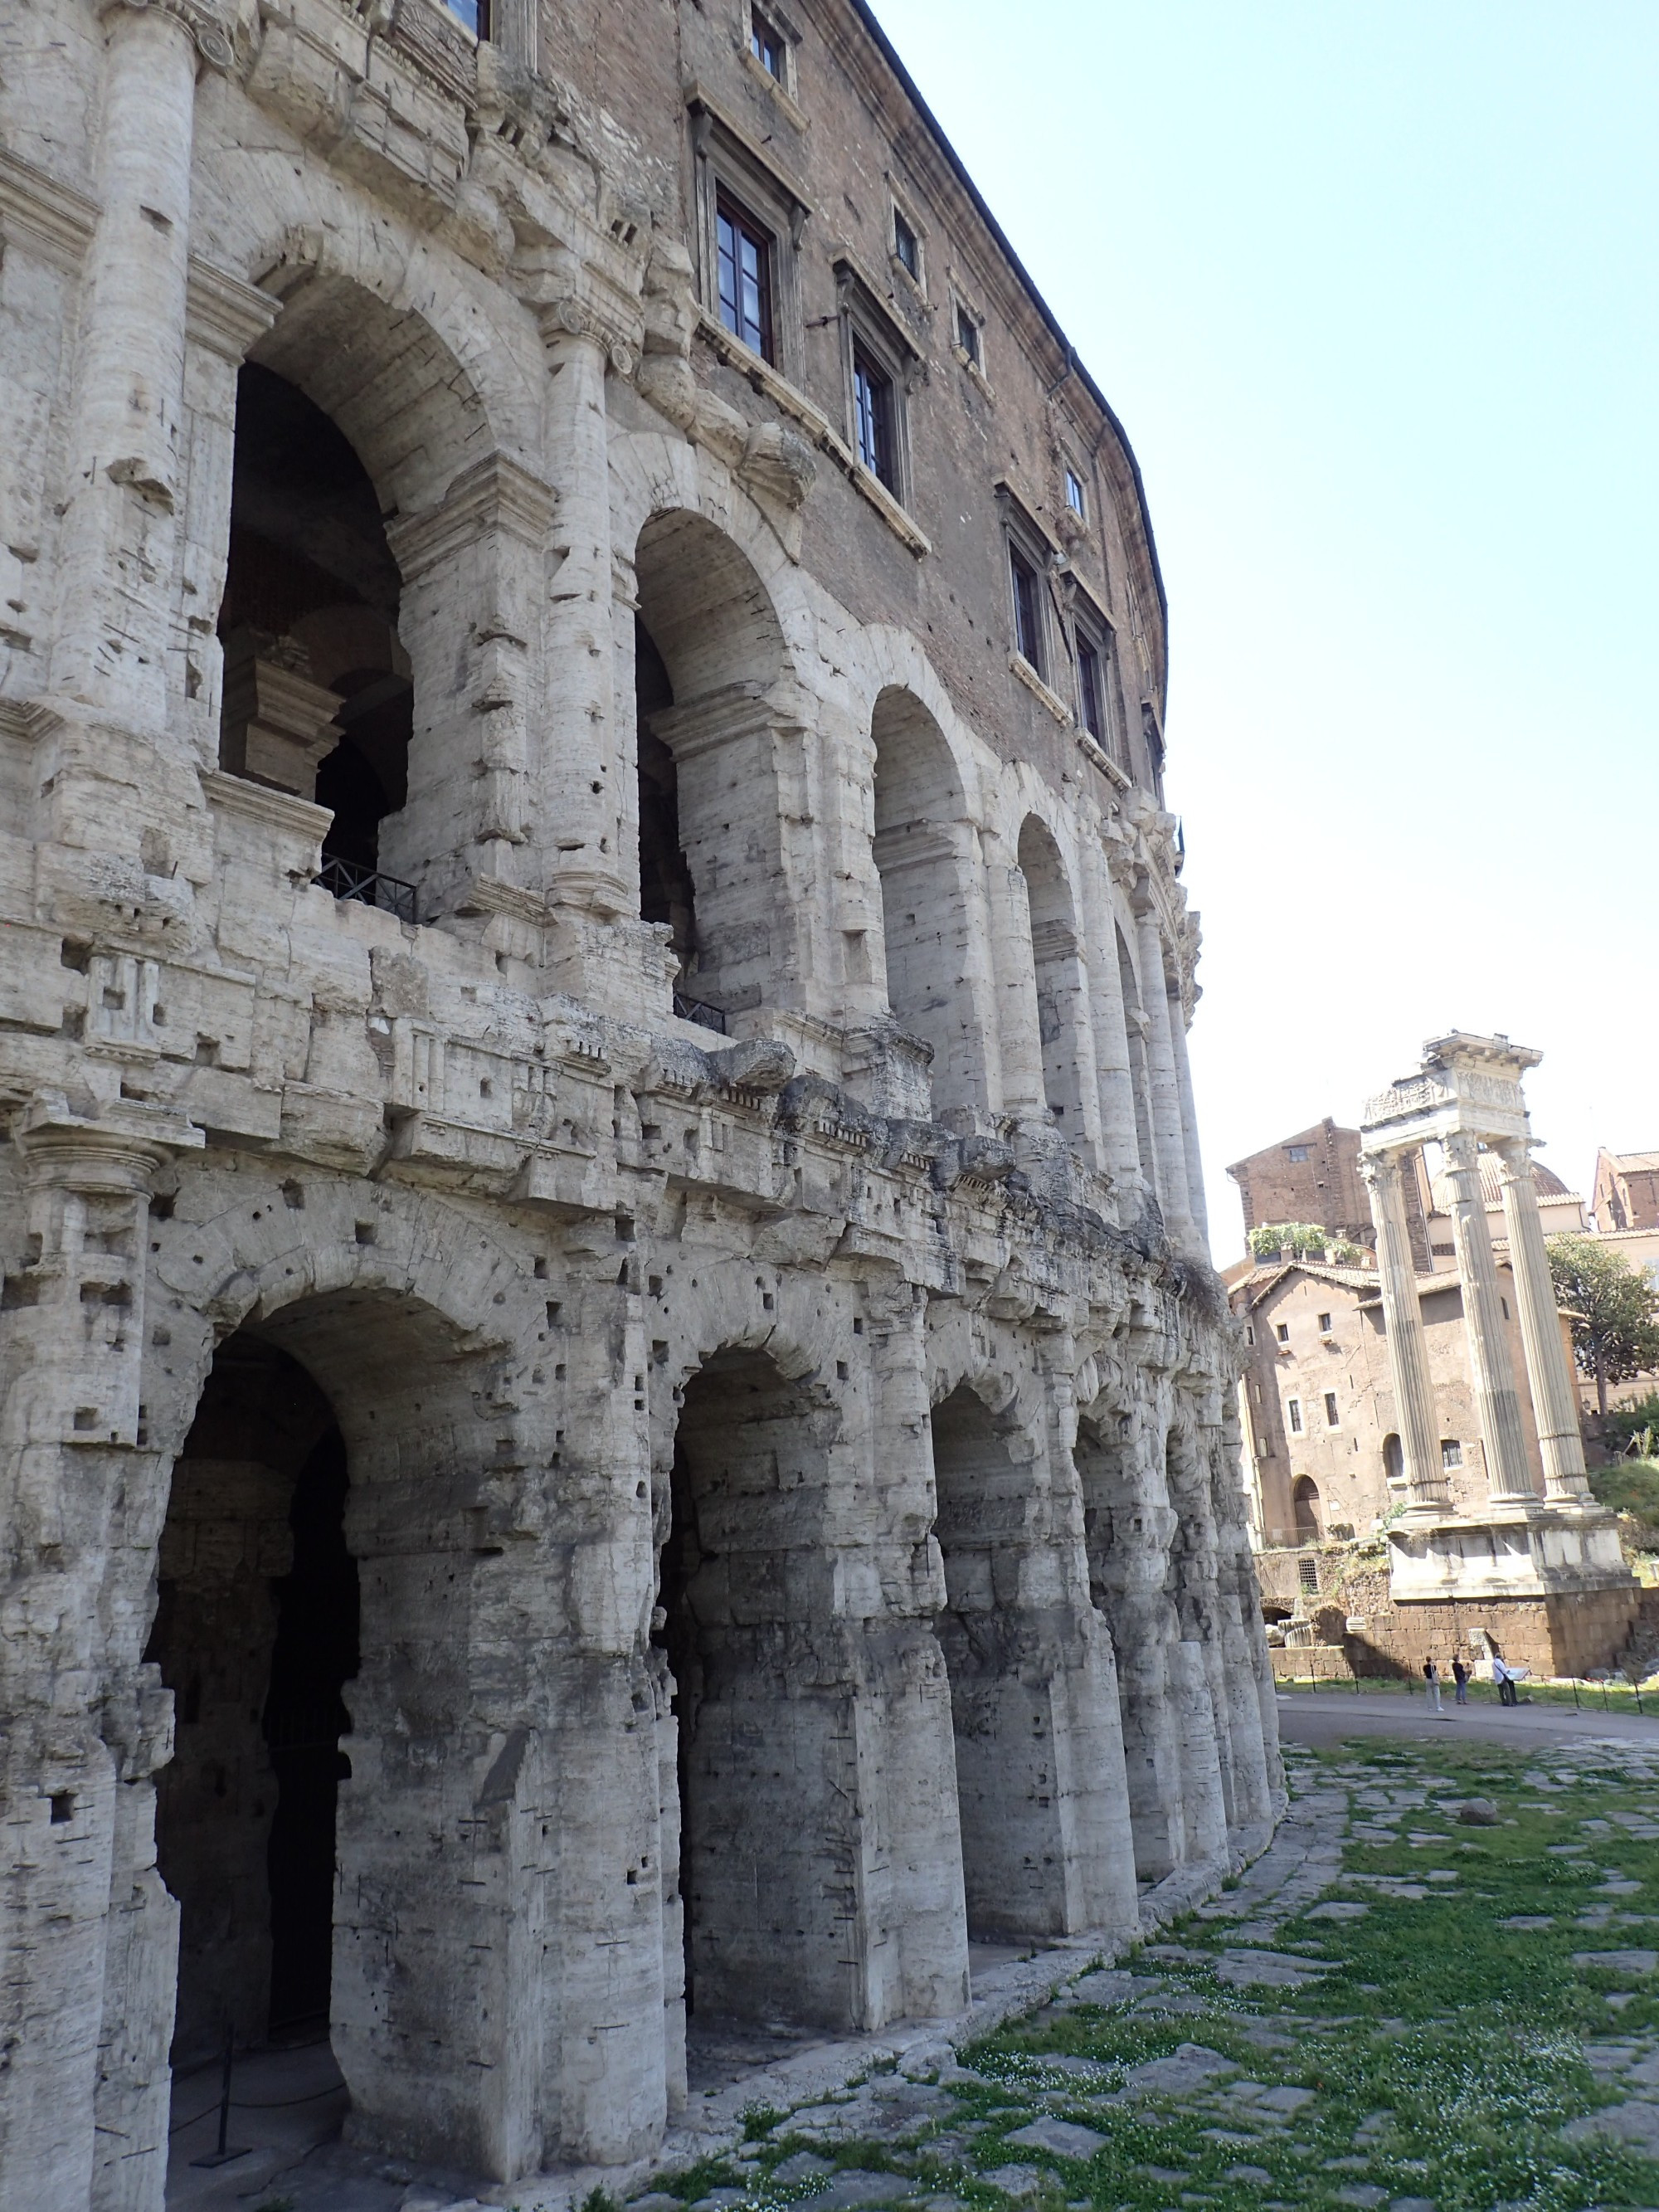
[0,0,1282,2200]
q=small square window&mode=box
[1324,1391,1340,1428]
[853,344,898,493]
[716,191,776,363]
[1010,544,1043,674]
[893,208,919,280]
[1441,1438,1462,1469]
[1287,1397,1303,1434]
[1245,1324,1255,1345]
[1316,1312,1332,1333]
[1065,467,1086,517]
[1287,1143,1310,1162]
[956,301,981,367]
[1275,1322,1290,1344]
[750,6,786,80]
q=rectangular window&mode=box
[1287,1143,1309,1162]
[1077,636,1104,740]
[1324,1391,1340,1427]
[893,208,919,280]
[1287,1397,1303,1435]
[1316,1312,1332,1333]
[1065,467,1086,517]
[1010,545,1043,673]
[853,346,897,491]
[956,301,981,366]
[750,6,786,79]
[716,192,775,362]
[1276,1322,1290,1344]
[1441,1438,1462,1469]
[1297,1557,1319,1593]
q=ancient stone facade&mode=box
[0,0,1281,2203]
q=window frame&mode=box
[1064,465,1087,521]
[1441,1438,1463,1469]
[1287,1396,1304,1435]
[950,280,989,386]
[834,258,919,509]
[715,188,776,363]
[892,207,921,285]
[1009,541,1045,677]
[1323,1391,1340,1429]
[1066,582,1122,762]
[749,3,788,82]
[1275,1321,1290,1344]
[688,99,810,387]
[1141,700,1166,801]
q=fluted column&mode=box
[50,0,205,735]
[1442,1131,1536,1503]
[1496,1137,1593,1502]
[1360,1149,1449,1514]
[1133,898,1194,1245]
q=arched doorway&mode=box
[1293,1475,1323,1544]
[148,1333,358,2063]
[633,510,790,1026]
[655,1348,860,2032]
[869,689,981,1110]
[1382,1433,1405,1488]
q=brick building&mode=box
[1593,1148,1659,1235]
[0,0,1280,2205]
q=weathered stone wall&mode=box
[0,0,1280,2205]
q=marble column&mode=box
[1496,1137,1593,1503]
[1360,1149,1449,1514]
[1442,1131,1536,1503]
[50,0,204,737]
[1133,899,1194,1245]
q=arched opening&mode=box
[1015,818,1091,1137]
[1382,1432,1405,1488]
[870,688,981,1110]
[148,1333,358,2067]
[1293,1475,1323,1545]
[218,363,411,895]
[634,511,790,1025]
[654,1347,859,2034]
[1073,1411,1185,1883]
[1117,924,1155,1178]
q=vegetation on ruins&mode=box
[1248,1222,1363,1264]
[1547,1233,1659,1418]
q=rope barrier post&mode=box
[190,2024,250,2168]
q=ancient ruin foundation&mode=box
[0,0,1282,2200]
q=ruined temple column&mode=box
[1442,1130,1537,1503]
[1495,1137,1593,1503]
[51,0,212,734]
[1360,1149,1451,1515]
[1133,895,1194,1245]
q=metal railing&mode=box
[314,855,417,924]
[673,992,727,1035]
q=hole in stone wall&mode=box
[635,617,698,991]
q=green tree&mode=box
[1545,1233,1659,1420]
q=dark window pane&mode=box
[853,348,896,491]
[1065,468,1085,515]
[957,305,980,364]
[1078,637,1102,737]
[893,212,917,277]
[1010,548,1041,671]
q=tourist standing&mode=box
[1452,1656,1470,1706]
[1423,1658,1444,1714]
[1493,1654,1517,1706]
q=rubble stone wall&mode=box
[0,0,1282,2204]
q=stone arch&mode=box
[211,245,555,921]
[630,507,797,1021]
[145,1251,542,2181]
[1015,814,1094,1138]
[869,686,985,1113]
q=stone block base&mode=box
[1345,1587,1642,1679]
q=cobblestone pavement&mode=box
[606,1732,1659,2212]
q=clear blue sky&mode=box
[873,0,1659,1251]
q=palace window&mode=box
[750,6,786,80]
[893,207,919,280]
[1324,1391,1340,1427]
[853,346,898,491]
[1287,1397,1304,1434]
[716,192,776,362]
[1065,466,1087,518]
[1010,545,1044,674]
[956,299,982,368]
